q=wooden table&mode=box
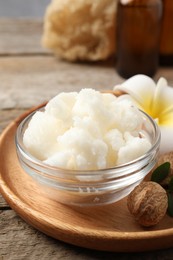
[1,18,173,259]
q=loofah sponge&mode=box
[42,0,117,61]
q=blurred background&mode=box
[0,0,50,17]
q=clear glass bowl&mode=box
[15,108,161,207]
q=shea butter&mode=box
[23,89,151,170]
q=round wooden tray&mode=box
[1,108,173,252]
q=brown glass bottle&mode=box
[116,0,163,79]
[159,0,173,66]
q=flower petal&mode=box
[113,75,156,112]
[150,77,167,119]
[115,94,145,111]
[159,111,173,126]
[150,78,173,124]
[160,126,173,154]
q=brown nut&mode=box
[156,152,173,187]
[157,151,173,169]
[127,181,168,227]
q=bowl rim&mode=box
[15,106,161,176]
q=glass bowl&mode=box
[15,107,161,207]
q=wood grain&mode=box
[1,16,173,259]
[1,112,173,253]
[1,211,173,260]
[0,55,123,109]
[0,195,9,209]
[0,109,26,210]
[0,109,26,132]
[1,55,173,110]
[0,19,48,55]
[0,210,113,260]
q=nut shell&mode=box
[127,181,168,227]
[157,151,173,168]
[155,152,173,187]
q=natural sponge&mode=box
[42,0,117,61]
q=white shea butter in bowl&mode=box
[16,88,160,207]
[23,89,152,170]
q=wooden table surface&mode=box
[1,18,173,260]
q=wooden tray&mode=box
[1,108,173,252]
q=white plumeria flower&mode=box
[113,74,173,154]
